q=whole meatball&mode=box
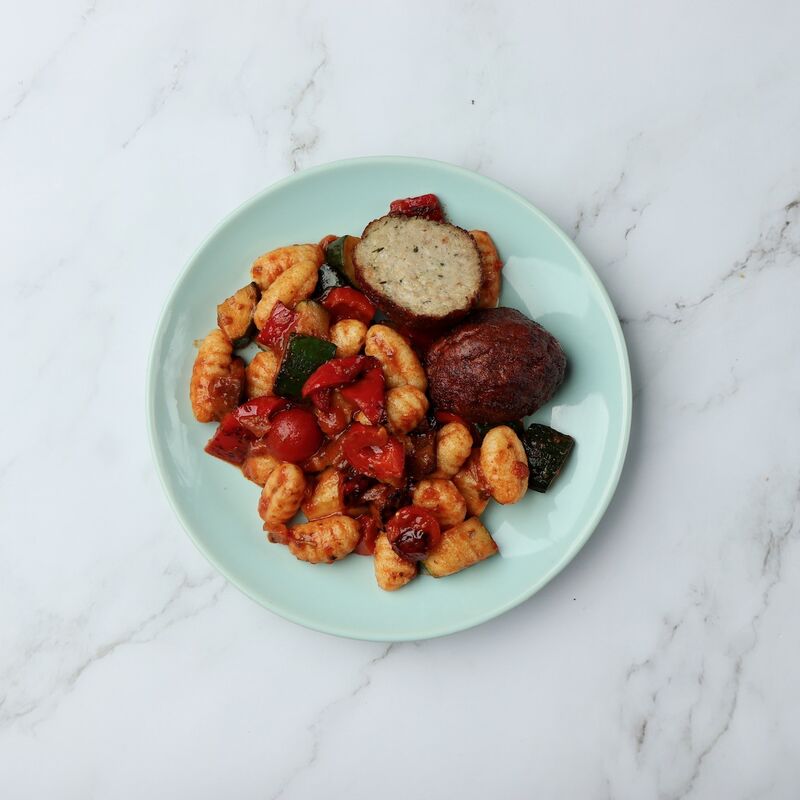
[426,307,566,423]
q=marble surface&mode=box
[2,1,799,797]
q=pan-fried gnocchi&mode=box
[217,283,259,342]
[301,467,344,519]
[480,426,529,504]
[412,478,467,528]
[190,329,244,422]
[245,350,279,399]
[287,515,360,563]
[452,449,491,516]
[386,386,429,434]
[470,230,503,309]
[364,324,427,391]
[374,533,417,590]
[423,517,498,577]
[330,319,367,358]
[434,422,472,477]
[258,463,306,534]
[251,243,323,289]
[188,204,576,597]
[294,300,330,340]
[253,259,320,329]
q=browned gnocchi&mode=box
[189,329,245,422]
[364,324,427,391]
[480,426,529,504]
[287,514,360,563]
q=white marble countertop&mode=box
[2,2,799,797]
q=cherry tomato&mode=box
[386,505,441,562]
[266,408,323,462]
[355,513,381,556]
[205,412,251,466]
[389,193,444,221]
[321,288,375,325]
[256,301,297,351]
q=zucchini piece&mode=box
[274,333,336,399]
[325,235,359,286]
[217,282,260,344]
[522,423,575,492]
[473,420,524,443]
[422,517,498,578]
[313,262,351,298]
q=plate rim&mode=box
[146,155,632,641]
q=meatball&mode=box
[426,307,566,423]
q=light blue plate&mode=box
[147,157,631,641]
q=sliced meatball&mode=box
[426,307,566,423]
[354,215,481,329]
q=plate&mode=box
[147,157,631,641]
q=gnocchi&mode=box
[423,517,498,577]
[435,422,472,477]
[385,386,429,434]
[216,282,259,342]
[364,324,427,391]
[253,259,320,329]
[480,426,529,504]
[452,449,491,516]
[294,299,330,340]
[245,350,279,399]
[470,230,503,309]
[287,514,360,563]
[251,243,323,289]
[189,329,244,422]
[258,463,306,534]
[242,451,279,486]
[412,478,467,528]
[301,467,345,520]
[329,318,368,358]
[373,532,417,591]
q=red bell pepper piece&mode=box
[204,412,251,465]
[389,193,445,222]
[342,423,405,485]
[302,355,379,397]
[435,410,470,428]
[255,301,297,350]
[340,365,385,424]
[321,287,375,325]
[233,395,288,437]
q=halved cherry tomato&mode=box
[355,513,381,556]
[233,396,288,438]
[205,412,251,465]
[339,365,385,423]
[389,193,444,221]
[321,287,375,325]
[341,423,405,484]
[302,355,379,397]
[386,505,441,562]
[256,301,297,350]
[266,408,323,462]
